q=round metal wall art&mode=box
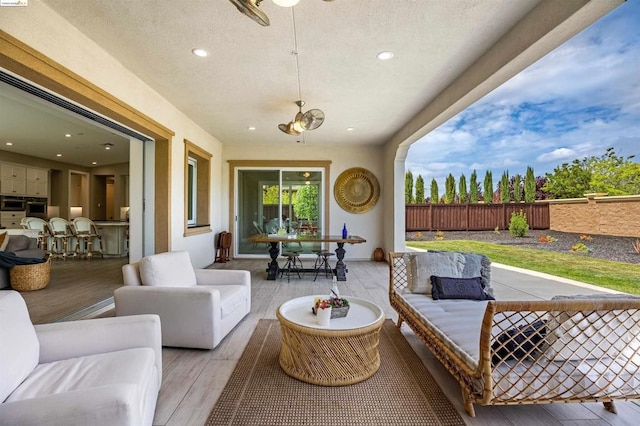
[333,167,380,214]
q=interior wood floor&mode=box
[20,256,129,324]
[22,257,640,425]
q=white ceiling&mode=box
[1,1,614,166]
[0,81,129,167]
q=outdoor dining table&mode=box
[247,234,366,281]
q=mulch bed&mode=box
[406,230,640,265]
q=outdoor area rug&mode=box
[206,319,464,425]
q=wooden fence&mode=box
[405,202,549,231]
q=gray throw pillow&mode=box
[430,276,495,301]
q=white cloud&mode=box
[536,148,577,162]
[407,1,640,190]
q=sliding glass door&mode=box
[236,167,324,257]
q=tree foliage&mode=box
[500,171,510,203]
[483,171,493,204]
[294,184,318,220]
[524,166,536,203]
[263,185,280,204]
[444,173,456,204]
[430,178,439,205]
[405,171,414,204]
[458,174,467,204]
[415,175,425,204]
[512,174,522,203]
[543,147,639,198]
[469,170,479,204]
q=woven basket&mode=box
[10,257,51,292]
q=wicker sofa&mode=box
[389,251,640,417]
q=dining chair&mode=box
[49,217,76,260]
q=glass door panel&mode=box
[236,168,324,257]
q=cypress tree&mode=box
[430,179,439,204]
[483,171,493,204]
[444,173,456,204]
[469,170,479,203]
[405,171,414,204]
[500,171,510,203]
[524,166,536,203]
[458,174,467,204]
[415,175,425,204]
[513,174,522,203]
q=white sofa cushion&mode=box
[5,347,157,425]
[0,291,40,402]
[139,251,197,287]
[217,285,249,318]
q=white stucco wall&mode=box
[0,1,224,267]
[223,143,384,260]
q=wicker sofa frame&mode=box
[389,252,640,417]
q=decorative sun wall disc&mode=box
[334,167,380,214]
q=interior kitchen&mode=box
[0,78,132,259]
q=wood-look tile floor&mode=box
[23,257,640,425]
[153,259,640,426]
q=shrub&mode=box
[539,236,557,243]
[434,230,445,241]
[571,243,593,254]
[633,239,640,254]
[580,234,593,241]
[508,210,529,237]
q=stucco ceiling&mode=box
[0,1,620,166]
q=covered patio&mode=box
[146,258,639,425]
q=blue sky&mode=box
[406,1,640,195]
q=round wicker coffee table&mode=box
[276,295,384,386]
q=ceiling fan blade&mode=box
[278,122,301,136]
[301,109,325,130]
[228,0,270,26]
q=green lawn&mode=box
[405,240,640,294]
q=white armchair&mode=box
[115,251,251,349]
[0,290,162,426]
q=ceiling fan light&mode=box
[292,112,305,133]
[278,122,301,136]
[272,0,300,6]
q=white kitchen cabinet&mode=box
[0,211,26,229]
[95,221,129,257]
[26,168,48,197]
[1,164,27,195]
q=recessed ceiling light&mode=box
[376,51,394,60]
[191,48,208,57]
[346,127,354,131]
[56,154,62,157]
[5,142,13,146]
[92,161,97,165]
[103,143,114,150]
[247,126,256,131]
[65,134,71,137]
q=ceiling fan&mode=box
[228,0,336,27]
[278,100,325,136]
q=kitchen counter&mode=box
[94,221,128,257]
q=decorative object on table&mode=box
[342,223,348,239]
[334,167,380,214]
[312,282,350,319]
[315,300,332,326]
[373,247,384,262]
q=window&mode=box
[184,140,211,236]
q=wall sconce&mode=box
[70,206,83,219]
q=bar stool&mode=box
[280,251,303,282]
[313,251,334,281]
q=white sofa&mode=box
[115,251,251,349]
[0,290,162,426]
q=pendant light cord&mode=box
[292,8,302,104]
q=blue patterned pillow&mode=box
[430,276,495,300]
